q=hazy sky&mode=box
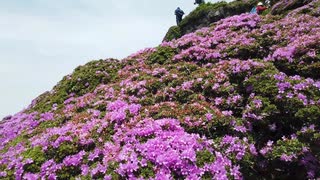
[0,0,231,118]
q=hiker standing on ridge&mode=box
[175,7,185,25]
[194,0,205,5]
[250,2,268,15]
[256,2,267,14]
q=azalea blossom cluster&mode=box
[165,13,260,62]
[0,100,241,179]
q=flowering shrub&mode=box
[1,0,320,179]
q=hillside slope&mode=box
[163,0,258,42]
[1,0,320,179]
[163,0,315,42]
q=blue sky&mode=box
[0,0,231,118]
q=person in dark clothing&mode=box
[194,0,205,5]
[256,2,267,14]
[175,7,185,25]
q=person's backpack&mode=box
[250,6,257,14]
[176,10,184,16]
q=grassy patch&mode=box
[29,59,122,113]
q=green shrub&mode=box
[30,59,122,113]
[163,26,182,42]
[146,80,164,94]
[175,90,194,103]
[243,67,279,98]
[146,46,177,65]
[135,161,155,178]
[139,97,155,106]
[22,146,46,173]
[179,2,228,28]
[57,166,81,180]
[196,150,215,167]
[106,162,121,179]
[271,139,305,160]
[295,106,320,124]
[46,142,78,163]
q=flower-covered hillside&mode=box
[1,0,320,179]
[163,0,258,42]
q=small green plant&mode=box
[56,166,82,180]
[175,90,193,103]
[30,59,122,113]
[146,46,177,65]
[196,150,215,167]
[134,161,155,178]
[46,142,78,163]
[22,146,46,173]
[163,26,182,41]
[179,2,228,28]
[106,162,121,179]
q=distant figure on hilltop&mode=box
[194,0,205,5]
[256,2,268,14]
[250,2,268,15]
[175,7,185,25]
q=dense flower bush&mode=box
[1,0,320,179]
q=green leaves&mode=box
[163,26,182,42]
[22,146,46,173]
[196,150,215,167]
[30,59,122,113]
[146,46,177,65]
